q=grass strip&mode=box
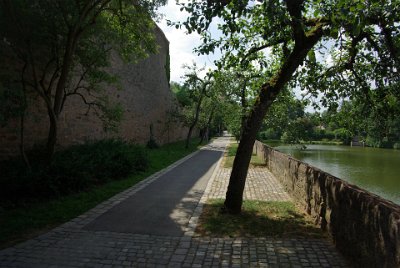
[196,199,325,238]
[224,142,265,168]
[0,138,202,249]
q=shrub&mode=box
[393,142,400,150]
[146,138,159,149]
[0,139,148,204]
[334,128,352,145]
[366,136,396,149]
[259,128,280,140]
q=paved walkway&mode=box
[0,137,349,267]
[206,167,291,201]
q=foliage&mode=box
[174,0,400,213]
[260,94,400,147]
[318,98,400,147]
[0,0,166,159]
[259,128,280,140]
[98,98,124,132]
[170,64,215,147]
[0,139,148,204]
[171,82,193,108]
[263,90,312,143]
[224,106,242,140]
[332,128,352,145]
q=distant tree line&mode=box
[258,91,400,149]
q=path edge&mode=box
[183,139,230,237]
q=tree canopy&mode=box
[175,0,400,213]
[0,0,166,162]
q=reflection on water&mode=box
[274,144,400,205]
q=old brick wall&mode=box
[0,26,188,158]
[253,140,400,267]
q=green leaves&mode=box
[0,0,168,160]
[175,0,400,148]
[307,50,316,64]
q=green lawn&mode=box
[0,139,203,249]
[196,199,325,238]
[223,142,265,168]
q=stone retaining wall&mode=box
[253,140,400,267]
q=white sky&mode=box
[156,1,221,83]
[155,1,324,112]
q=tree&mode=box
[261,90,307,142]
[0,0,166,161]
[176,64,212,148]
[171,80,204,147]
[212,65,265,141]
[319,95,400,147]
[197,98,215,144]
[177,0,400,213]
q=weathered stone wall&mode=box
[0,26,188,159]
[253,140,400,267]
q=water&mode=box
[273,144,400,205]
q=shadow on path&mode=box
[84,147,224,236]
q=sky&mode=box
[156,1,220,83]
[155,1,324,111]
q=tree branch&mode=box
[240,39,285,65]
[379,20,400,68]
[349,67,371,104]
[344,32,367,69]
[286,0,306,43]
[47,66,61,96]
[39,57,57,94]
[56,1,72,28]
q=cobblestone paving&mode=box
[206,167,291,201]
[0,230,348,268]
[0,138,350,267]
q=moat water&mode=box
[273,144,400,205]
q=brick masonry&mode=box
[254,140,400,267]
[0,26,188,159]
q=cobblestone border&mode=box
[184,141,228,237]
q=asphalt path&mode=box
[84,137,228,236]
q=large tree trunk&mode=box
[224,29,324,214]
